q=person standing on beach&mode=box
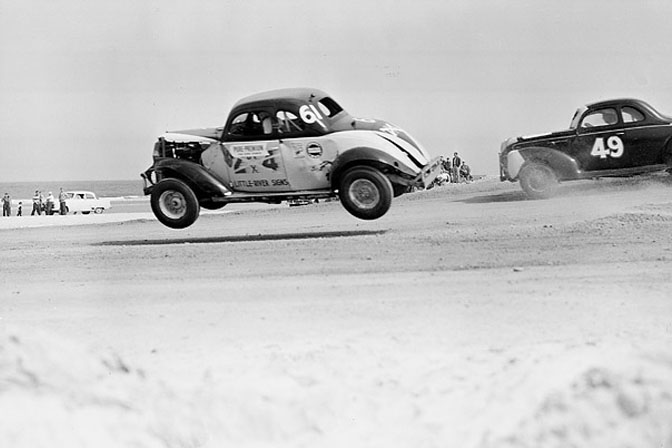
[451,152,462,183]
[45,191,55,215]
[31,190,42,215]
[38,191,45,214]
[58,188,67,215]
[17,201,22,216]
[2,193,11,217]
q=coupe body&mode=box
[142,88,442,229]
[499,98,672,198]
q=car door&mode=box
[221,109,290,193]
[571,107,628,172]
[620,105,668,167]
[275,110,337,191]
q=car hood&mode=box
[517,129,575,143]
[164,127,223,142]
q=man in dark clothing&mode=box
[31,190,42,215]
[2,193,11,217]
[451,152,462,183]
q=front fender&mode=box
[512,147,581,181]
[330,147,418,187]
[150,158,231,198]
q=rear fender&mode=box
[330,147,417,188]
[664,138,672,165]
[152,158,231,199]
[515,147,581,181]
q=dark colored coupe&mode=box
[499,98,672,198]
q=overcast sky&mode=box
[1,0,671,182]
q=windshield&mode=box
[569,106,587,130]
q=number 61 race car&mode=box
[142,88,442,229]
[499,98,672,198]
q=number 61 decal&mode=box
[591,135,624,159]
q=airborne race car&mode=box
[142,88,442,229]
[499,98,672,198]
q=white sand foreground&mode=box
[1,176,671,447]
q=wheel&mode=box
[519,162,559,199]
[82,211,90,215]
[94,207,104,214]
[150,178,200,229]
[338,166,393,220]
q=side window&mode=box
[317,97,343,117]
[622,106,645,123]
[276,110,304,134]
[227,111,273,138]
[580,107,619,128]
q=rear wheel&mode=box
[94,207,104,214]
[519,162,559,199]
[338,166,393,220]
[150,178,200,229]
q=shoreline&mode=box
[0,198,287,230]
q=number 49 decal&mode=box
[591,136,624,159]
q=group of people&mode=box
[1,188,68,217]
[436,152,473,185]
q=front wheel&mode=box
[338,166,393,220]
[519,162,559,199]
[150,178,200,229]
[94,207,104,214]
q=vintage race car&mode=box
[499,98,672,198]
[142,88,442,229]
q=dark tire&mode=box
[338,166,393,220]
[94,207,104,214]
[150,178,200,229]
[82,211,90,215]
[519,162,559,199]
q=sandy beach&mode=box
[1,175,671,448]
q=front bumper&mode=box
[141,166,156,195]
[415,156,444,188]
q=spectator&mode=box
[31,190,42,215]
[451,152,462,183]
[2,193,11,217]
[58,188,68,215]
[460,162,473,182]
[17,201,22,217]
[45,191,55,215]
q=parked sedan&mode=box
[499,98,672,198]
[51,191,111,215]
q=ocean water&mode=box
[0,179,145,200]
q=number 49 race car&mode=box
[142,88,442,229]
[499,98,672,198]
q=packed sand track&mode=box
[1,175,671,448]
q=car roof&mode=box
[584,98,670,121]
[586,98,653,110]
[232,87,331,109]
